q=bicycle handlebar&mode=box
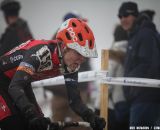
[47,121,90,130]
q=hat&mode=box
[118,1,139,18]
[63,12,88,22]
[0,0,20,16]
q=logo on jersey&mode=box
[10,55,23,63]
[0,96,11,120]
[32,46,53,72]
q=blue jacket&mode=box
[123,15,160,103]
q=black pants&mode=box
[0,115,28,130]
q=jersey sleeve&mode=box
[63,71,94,121]
[7,45,50,118]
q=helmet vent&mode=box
[72,22,77,27]
[85,26,89,33]
[78,33,83,41]
[65,32,71,40]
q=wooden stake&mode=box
[100,49,109,130]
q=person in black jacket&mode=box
[0,18,106,130]
[118,1,160,126]
[0,0,33,56]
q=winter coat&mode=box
[0,18,33,56]
[123,15,160,103]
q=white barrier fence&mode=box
[31,71,160,88]
[31,71,108,87]
[101,77,160,88]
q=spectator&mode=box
[0,0,33,56]
[108,24,129,130]
[118,1,160,126]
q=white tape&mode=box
[101,77,160,88]
[31,71,160,88]
[31,71,108,87]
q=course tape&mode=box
[31,71,108,87]
[101,77,160,88]
[31,71,160,88]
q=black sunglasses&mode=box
[118,13,131,19]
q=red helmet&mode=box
[56,18,98,58]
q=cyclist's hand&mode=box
[29,116,51,130]
[90,116,106,130]
[49,122,59,130]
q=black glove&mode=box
[89,116,106,130]
[49,122,60,130]
[29,116,51,130]
[22,105,51,130]
[82,110,106,130]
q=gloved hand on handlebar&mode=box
[82,109,106,130]
[29,116,51,130]
[90,116,106,130]
[22,105,51,130]
[89,116,106,130]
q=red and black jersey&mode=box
[0,39,61,80]
[0,39,61,120]
[0,39,90,122]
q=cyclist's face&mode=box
[63,49,86,71]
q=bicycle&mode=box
[47,121,90,130]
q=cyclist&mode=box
[0,18,106,130]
